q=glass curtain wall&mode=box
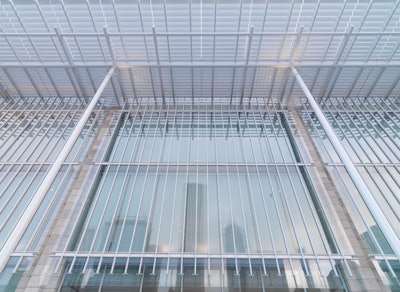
[302,97,400,290]
[58,103,349,291]
[0,97,100,291]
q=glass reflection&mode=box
[58,257,346,291]
[107,110,296,164]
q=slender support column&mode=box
[291,66,400,259]
[0,67,115,272]
[153,26,165,105]
[239,25,254,105]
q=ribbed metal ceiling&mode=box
[0,0,399,106]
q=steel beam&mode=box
[3,31,400,37]
[2,60,400,69]
[0,66,115,272]
[291,66,400,260]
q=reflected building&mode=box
[103,217,149,253]
[0,1,399,292]
[184,183,206,253]
[224,223,245,254]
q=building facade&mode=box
[0,0,399,291]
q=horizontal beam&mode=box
[2,61,400,69]
[54,252,352,260]
[2,31,400,37]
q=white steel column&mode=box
[291,66,400,259]
[0,67,115,271]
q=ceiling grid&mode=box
[0,0,399,106]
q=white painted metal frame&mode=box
[0,66,115,272]
[292,66,400,260]
[300,103,399,278]
[1,1,400,104]
[60,104,353,281]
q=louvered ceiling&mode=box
[0,0,400,106]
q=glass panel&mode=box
[303,98,400,258]
[374,260,400,291]
[0,98,99,254]
[108,110,297,164]
[58,257,347,291]
[71,108,337,259]
[63,106,347,291]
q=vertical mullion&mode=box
[302,104,392,276]
[24,104,102,257]
[233,111,254,275]
[206,107,211,275]
[213,106,225,276]
[98,107,140,259]
[30,99,78,163]
[69,103,104,163]
[127,104,157,274]
[352,102,400,192]
[66,106,126,257]
[221,110,240,275]
[36,116,99,271]
[367,100,400,153]
[23,99,73,162]
[179,105,190,275]
[252,127,281,274]
[362,165,400,221]
[194,111,200,275]
[34,102,71,162]
[106,109,133,163]
[15,105,56,161]
[0,164,39,232]
[0,97,12,109]
[163,2,175,105]
[152,105,173,274]
[0,103,50,227]
[247,108,278,276]
[241,111,265,251]
[347,103,400,217]
[353,101,400,163]
[165,105,180,275]
[0,166,28,208]
[326,105,365,164]
[266,104,310,276]
[79,142,124,258]
[0,164,12,197]
[0,100,40,159]
[2,100,51,161]
[92,169,124,273]
[388,98,400,112]
[36,98,80,161]
[115,108,150,272]
[280,108,339,277]
[0,99,32,145]
[273,104,326,276]
[335,101,385,164]
[365,101,400,192]
[138,109,164,274]
[255,100,294,276]
[22,164,69,253]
